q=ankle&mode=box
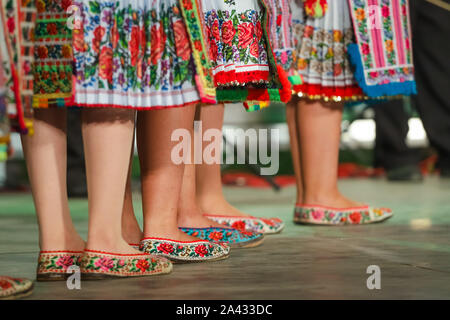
[303,190,340,205]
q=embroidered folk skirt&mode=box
[0,0,36,133]
[73,0,200,109]
[279,0,364,101]
[33,0,73,108]
[202,0,270,87]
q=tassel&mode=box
[304,0,328,18]
[277,65,293,103]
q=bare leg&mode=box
[82,108,140,254]
[177,105,226,228]
[21,109,84,251]
[196,104,252,217]
[138,105,199,241]
[297,99,363,208]
[286,96,303,205]
[121,141,143,245]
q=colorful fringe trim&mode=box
[180,0,217,104]
[347,0,417,98]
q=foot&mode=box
[178,211,230,229]
[40,233,86,252]
[302,192,365,209]
[122,225,143,246]
[199,196,252,217]
[85,237,142,255]
[143,228,201,242]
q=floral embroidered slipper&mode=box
[293,205,394,225]
[0,276,34,300]
[37,251,83,281]
[79,250,173,280]
[180,227,264,248]
[140,238,230,264]
[204,214,285,235]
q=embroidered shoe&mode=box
[140,238,230,263]
[180,227,264,248]
[204,214,285,235]
[293,205,394,225]
[37,251,83,281]
[0,276,34,300]
[79,250,173,280]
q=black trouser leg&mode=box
[374,99,420,170]
[411,0,450,170]
[67,108,87,197]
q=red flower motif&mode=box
[208,231,224,241]
[382,6,390,18]
[150,23,166,65]
[194,244,209,257]
[111,21,119,49]
[99,46,113,83]
[61,0,72,11]
[276,15,282,27]
[46,23,58,36]
[211,20,220,41]
[255,21,263,41]
[260,218,275,226]
[56,255,74,270]
[250,40,259,57]
[136,259,150,272]
[173,20,192,61]
[182,0,193,10]
[7,17,15,33]
[221,20,236,46]
[73,28,87,53]
[0,280,12,290]
[333,64,342,76]
[231,221,246,231]
[304,25,314,38]
[349,212,362,224]
[92,26,105,54]
[238,23,254,48]
[129,26,140,67]
[209,40,218,61]
[157,243,174,254]
[194,40,203,52]
[361,43,370,55]
[37,46,48,59]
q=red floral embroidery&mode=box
[173,20,192,61]
[194,245,209,257]
[150,22,167,65]
[158,243,174,254]
[238,23,254,48]
[208,231,224,241]
[221,20,236,46]
[99,46,113,82]
[349,212,362,224]
[0,280,12,290]
[136,259,150,271]
[231,221,246,231]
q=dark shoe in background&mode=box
[386,165,423,182]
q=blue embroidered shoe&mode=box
[180,227,264,248]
